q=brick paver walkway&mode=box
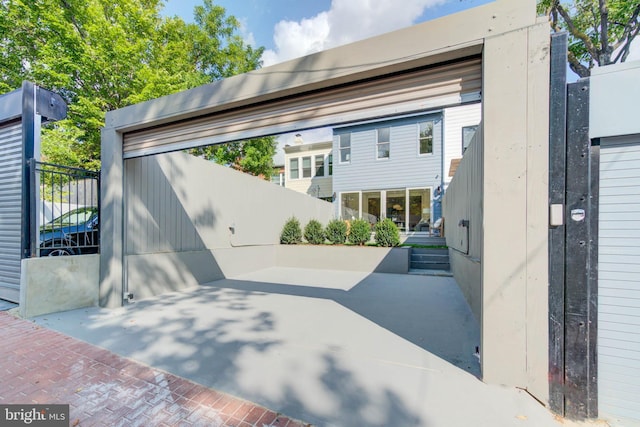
[0,312,309,427]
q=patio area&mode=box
[33,267,573,427]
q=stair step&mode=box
[410,261,450,270]
[410,248,448,255]
[411,254,449,261]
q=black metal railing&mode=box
[29,160,100,257]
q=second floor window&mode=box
[339,133,351,163]
[462,125,478,152]
[419,121,434,155]
[377,127,390,159]
[328,154,333,175]
[290,158,299,179]
[302,156,312,178]
[315,155,325,177]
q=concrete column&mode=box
[99,126,124,308]
[481,20,550,404]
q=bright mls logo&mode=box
[0,405,68,426]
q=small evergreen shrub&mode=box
[348,218,371,245]
[375,218,400,247]
[280,217,302,244]
[304,219,326,245]
[325,219,348,244]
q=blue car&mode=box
[39,207,99,256]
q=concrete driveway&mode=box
[34,267,579,427]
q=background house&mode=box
[283,136,333,201]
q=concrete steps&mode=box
[402,235,446,246]
[410,247,450,271]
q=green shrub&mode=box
[325,219,348,244]
[280,217,302,244]
[375,218,400,247]
[348,218,371,245]
[304,219,326,244]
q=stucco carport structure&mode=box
[101,0,552,416]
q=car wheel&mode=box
[46,248,74,256]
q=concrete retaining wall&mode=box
[19,255,99,318]
[276,245,409,274]
[443,121,483,322]
[120,152,334,301]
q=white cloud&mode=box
[236,17,257,47]
[262,0,447,66]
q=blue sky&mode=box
[161,0,495,159]
[162,0,494,66]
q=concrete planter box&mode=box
[20,254,99,318]
[276,244,409,274]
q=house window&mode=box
[386,190,406,231]
[315,155,325,177]
[377,127,390,159]
[408,188,431,232]
[419,121,434,155]
[362,191,381,226]
[339,133,351,163]
[341,192,359,220]
[302,156,311,178]
[462,125,478,152]
[328,154,333,175]
[290,158,299,179]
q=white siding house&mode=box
[284,141,333,200]
[443,103,482,186]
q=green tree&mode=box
[190,137,277,179]
[537,0,640,77]
[0,0,264,170]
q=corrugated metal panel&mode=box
[598,134,640,423]
[123,59,481,159]
[442,120,483,259]
[125,155,204,255]
[0,121,23,302]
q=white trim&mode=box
[338,133,352,164]
[338,186,433,232]
[376,126,391,160]
[417,119,435,157]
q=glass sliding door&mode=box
[341,193,360,220]
[386,190,406,231]
[362,192,381,226]
[408,188,431,232]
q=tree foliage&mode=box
[0,0,264,170]
[189,136,277,179]
[537,0,640,77]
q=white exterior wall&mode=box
[591,61,640,426]
[284,144,333,199]
[590,61,640,139]
[443,103,482,185]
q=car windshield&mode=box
[46,208,97,227]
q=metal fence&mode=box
[29,160,100,256]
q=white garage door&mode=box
[598,134,640,423]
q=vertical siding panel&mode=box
[598,135,640,423]
[0,122,24,302]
